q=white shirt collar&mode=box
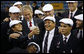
[63,33,71,42]
[49,28,55,34]
[69,8,78,17]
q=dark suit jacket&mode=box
[57,32,80,53]
[1,21,11,53]
[61,9,82,30]
[22,17,43,36]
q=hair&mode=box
[21,5,33,13]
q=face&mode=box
[44,20,55,31]
[37,14,44,19]
[15,4,23,9]
[12,23,22,32]
[23,9,33,21]
[60,23,72,36]
[68,2,78,12]
[44,9,54,17]
[9,13,20,20]
[76,19,83,29]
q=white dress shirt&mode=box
[69,8,78,18]
[27,18,35,39]
[77,29,83,39]
[27,18,35,28]
[42,28,55,53]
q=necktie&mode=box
[70,13,73,19]
[29,21,32,27]
[44,31,49,53]
[29,21,32,32]
[63,37,67,44]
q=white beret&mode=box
[43,16,56,22]
[13,1,23,6]
[59,18,73,26]
[66,1,78,3]
[9,20,22,27]
[74,14,83,21]
[28,42,40,53]
[42,4,53,11]
[9,6,21,13]
[35,10,44,14]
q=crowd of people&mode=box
[1,1,83,53]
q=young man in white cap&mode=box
[34,10,44,19]
[57,18,80,53]
[42,4,62,26]
[13,1,23,9]
[13,1,24,20]
[8,20,40,53]
[74,14,83,40]
[1,6,21,53]
[61,1,82,30]
[73,14,83,53]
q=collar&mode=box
[63,33,71,40]
[46,28,55,34]
[69,8,78,16]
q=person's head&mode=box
[34,10,44,19]
[21,5,33,21]
[9,6,21,20]
[59,18,73,36]
[74,14,83,30]
[9,20,22,32]
[32,1,37,7]
[13,1,23,9]
[42,4,54,17]
[43,16,56,31]
[66,1,78,12]
[5,6,9,12]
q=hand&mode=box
[3,18,10,22]
[32,27,40,35]
[28,27,40,38]
[26,45,37,53]
[9,33,21,39]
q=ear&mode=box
[11,27,15,31]
[9,13,11,16]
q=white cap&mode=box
[28,42,40,53]
[9,6,21,13]
[9,20,22,27]
[42,4,53,11]
[13,1,23,6]
[66,1,78,3]
[35,10,44,14]
[59,18,73,26]
[74,14,83,21]
[43,16,56,22]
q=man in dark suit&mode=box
[61,1,82,30]
[58,18,80,53]
[34,16,60,53]
[21,5,42,37]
